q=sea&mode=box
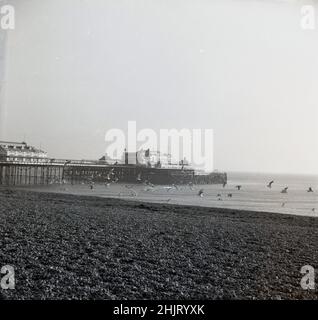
[223,172,318,216]
[29,171,318,217]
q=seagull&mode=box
[136,173,142,182]
[124,185,137,196]
[307,187,314,193]
[145,180,155,188]
[281,187,288,194]
[198,189,204,197]
[236,185,242,190]
[129,190,137,197]
[227,193,233,198]
[144,186,154,192]
[267,180,274,188]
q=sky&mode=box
[0,0,318,174]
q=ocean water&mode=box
[97,171,318,217]
[222,172,318,216]
[132,171,318,216]
[26,171,318,217]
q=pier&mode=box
[0,157,226,186]
[0,157,196,186]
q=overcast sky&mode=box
[1,0,318,174]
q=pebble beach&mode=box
[1,188,318,300]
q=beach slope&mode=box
[0,189,317,300]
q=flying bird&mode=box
[307,187,314,193]
[281,187,288,194]
[267,180,274,188]
[198,189,204,197]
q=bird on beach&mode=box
[227,193,233,198]
[217,193,222,197]
[223,182,227,188]
[236,185,242,190]
[124,185,138,197]
[129,190,137,197]
[281,202,286,207]
[267,180,274,189]
[144,185,155,192]
[281,187,288,194]
[145,180,155,188]
[312,208,315,212]
[307,187,314,193]
[198,189,204,197]
[136,173,142,182]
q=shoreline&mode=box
[9,183,318,218]
[1,188,318,300]
[3,185,316,219]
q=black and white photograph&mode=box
[0,0,318,312]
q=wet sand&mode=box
[16,182,318,217]
[1,188,318,300]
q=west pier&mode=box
[0,141,227,186]
[0,157,227,186]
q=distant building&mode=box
[123,149,173,168]
[0,141,48,162]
